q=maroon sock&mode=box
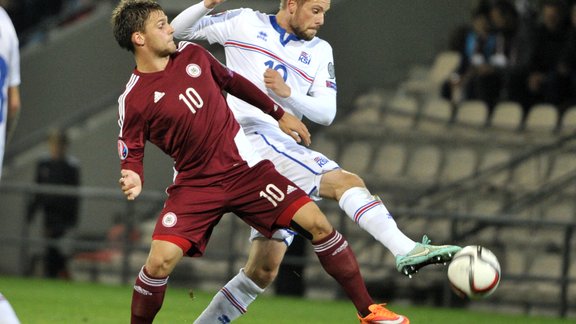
[313,230,373,317]
[131,266,169,324]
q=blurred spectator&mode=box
[508,0,570,112]
[442,4,504,110]
[489,0,535,106]
[27,128,80,279]
[557,2,576,108]
[490,0,534,70]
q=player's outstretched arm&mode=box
[171,0,226,39]
[119,169,142,200]
[203,0,227,9]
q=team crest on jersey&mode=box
[298,51,311,65]
[257,31,267,41]
[118,140,128,160]
[162,212,177,228]
[186,64,202,78]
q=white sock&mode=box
[338,187,416,256]
[0,293,20,324]
[194,268,264,323]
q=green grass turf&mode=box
[0,276,572,323]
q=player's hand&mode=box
[119,169,142,200]
[278,112,311,146]
[264,68,291,98]
[203,0,226,9]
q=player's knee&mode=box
[245,264,279,288]
[322,170,365,200]
[145,255,175,277]
[291,218,332,242]
[338,170,365,190]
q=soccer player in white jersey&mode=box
[0,3,22,323]
[0,3,21,180]
[172,0,461,322]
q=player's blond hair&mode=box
[279,0,308,10]
[111,0,163,52]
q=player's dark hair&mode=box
[111,0,163,52]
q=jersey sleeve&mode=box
[272,42,337,126]
[117,87,146,184]
[171,3,245,46]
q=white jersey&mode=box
[172,3,341,244]
[173,6,337,132]
[0,7,20,179]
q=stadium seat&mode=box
[405,144,441,182]
[560,105,576,133]
[547,151,576,181]
[524,103,559,133]
[467,195,503,215]
[417,97,453,132]
[309,133,338,161]
[338,142,373,174]
[399,51,461,100]
[490,101,523,131]
[439,147,477,182]
[543,199,575,222]
[478,147,511,170]
[381,94,418,129]
[455,100,489,127]
[477,148,512,186]
[349,91,388,123]
[372,143,407,177]
[511,155,549,189]
[529,254,562,277]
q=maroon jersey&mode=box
[117,41,284,186]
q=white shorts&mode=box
[245,125,340,245]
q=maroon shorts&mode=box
[152,160,311,257]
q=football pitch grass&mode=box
[1,276,572,323]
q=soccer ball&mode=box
[447,245,501,299]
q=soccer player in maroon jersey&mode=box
[111,1,409,323]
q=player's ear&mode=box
[132,32,145,48]
[287,0,297,14]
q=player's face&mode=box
[290,0,330,41]
[142,10,177,56]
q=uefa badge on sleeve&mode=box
[118,140,129,160]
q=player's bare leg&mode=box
[131,240,183,324]
[244,238,288,288]
[321,169,460,277]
